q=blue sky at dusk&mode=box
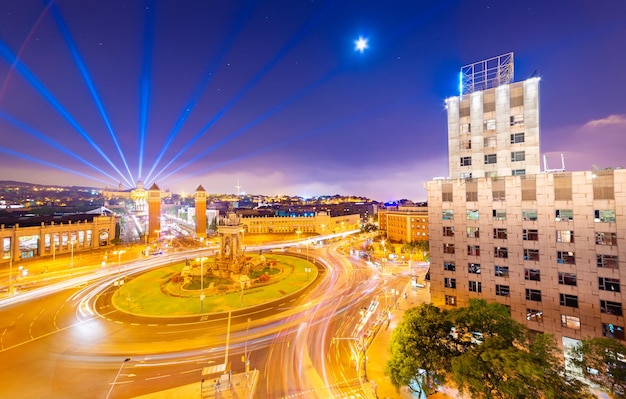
[0,1,624,202]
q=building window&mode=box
[460,172,473,179]
[469,281,482,293]
[494,247,508,258]
[466,227,480,238]
[526,289,542,301]
[561,315,581,330]
[595,209,616,223]
[511,151,525,162]
[555,209,573,221]
[460,156,472,166]
[597,254,619,269]
[460,140,472,150]
[510,115,524,127]
[522,209,537,221]
[467,245,480,256]
[484,119,496,131]
[492,209,506,221]
[524,249,540,261]
[558,272,577,286]
[484,136,496,148]
[468,263,481,274]
[512,169,526,176]
[445,295,457,306]
[602,323,625,340]
[510,133,525,144]
[460,123,471,134]
[466,191,478,201]
[523,229,539,241]
[444,261,456,271]
[444,278,457,289]
[442,210,454,220]
[601,300,623,316]
[596,232,617,246]
[560,294,579,308]
[492,190,506,202]
[484,154,497,164]
[496,285,510,297]
[466,210,479,220]
[443,243,455,254]
[599,277,621,292]
[557,251,576,265]
[442,192,453,202]
[495,265,509,278]
[556,230,574,243]
[525,269,541,281]
[443,226,455,237]
[527,309,543,322]
[493,228,507,240]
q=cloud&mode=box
[583,114,626,128]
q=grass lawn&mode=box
[112,254,317,316]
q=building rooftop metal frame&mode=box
[461,52,514,95]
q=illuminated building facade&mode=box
[195,185,207,239]
[148,183,161,242]
[447,53,540,180]
[239,212,360,235]
[427,53,626,351]
[379,206,429,243]
[1,215,117,262]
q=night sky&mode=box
[0,1,624,202]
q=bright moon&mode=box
[354,36,368,53]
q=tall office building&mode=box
[447,53,540,179]
[427,54,626,352]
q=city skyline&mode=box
[0,1,624,202]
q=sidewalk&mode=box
[364,279,457,399]
[133,369,259,399]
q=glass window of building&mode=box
[444,278,456,289]
[484,136,496,148]
[560,294,579,308]
[596,232,617,246]
[561,315,581,330]
[496,285,510,297]
[600,300,623,316]
[468,263,481,274]
[511,151,525,162]
[595,209,616,223]
[460,156,472,166]
[558,272,577,286]
[443,226,455,237]
[442,209,454,220]
[526,289,542,301]
[597,254,619,269]
[556,230,574,243]
[467,245,480,256]
[512,169,526,176]
[557,251,576,265]
[466,209,479,220]
[445,295,457,306]
[466,227,480,238]
[523,229,539,241]
[527,309,543,322]
[495,265,509,278]
[493,228,507,240]
[524,269,541,281]
[524,249,540,261]
[494,247,508,258]
[510,132,525,144]
[484,154,497,164]
[602,323,625,340]
[493,209,506,221]
[469,281,482,293]
[555,209,573,221]
[522,209,537,221]
[444,261,456,271]
[599,277,621,292]
[443,243,455,254]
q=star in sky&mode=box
[354,36,368,53]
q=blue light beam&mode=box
[0,111,121,183]
[143,2,258,183]
[47,0,135,186]
[137,0,155,181]
[0,38,133,187]
[150,1,338,184]
[0,146,113,185]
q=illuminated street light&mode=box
[113,250,126,283]
[70,238,76,273]
[196,256,207,312]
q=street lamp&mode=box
[196,257,207,312]
[114,250,126,282]
[244,317,251,375]
[106,357,131,399]
[70,238,76,274]
[332,336,368,382]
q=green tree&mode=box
[571,337,626,398]
[386,304,454,396]
[451,333,591,399]
[386,300,593,398]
